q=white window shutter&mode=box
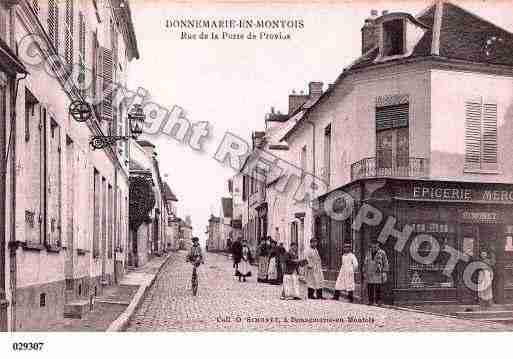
[465,97,498,170]
[464,99,482,167]
[482,102,498,167]
[100,46,114,122]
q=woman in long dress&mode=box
[281,243,302,300]
[267,240,280,285]
[333,244,358,302]
[257,237,270,283]
[478,250,495,307]
[236,241,253,282]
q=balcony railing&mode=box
[350,157,430,181]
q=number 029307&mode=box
[12,342,45,351]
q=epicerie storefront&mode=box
[315,178,513,305]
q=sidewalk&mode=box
[44,254,171,332]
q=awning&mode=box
[0,38,28,75]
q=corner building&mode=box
[282,2,513,305]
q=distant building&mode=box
[206,215,222,252]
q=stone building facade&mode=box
[270,2,513,304]
[1,0,139,330]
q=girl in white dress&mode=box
[333,244,358,302]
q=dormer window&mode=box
[383,19,405,56]
[374,13,427,62]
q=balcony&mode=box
[350,157,430,181]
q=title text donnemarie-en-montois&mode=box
[166,18,304,40]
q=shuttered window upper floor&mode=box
[464,97,498,172]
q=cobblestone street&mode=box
[126,251,511,331]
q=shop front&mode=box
[315,178,513,305]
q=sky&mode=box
[127,0,513,239]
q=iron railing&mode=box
[350,157,430,181]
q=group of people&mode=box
[230,236,390,305]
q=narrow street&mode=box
[126,251,510,331]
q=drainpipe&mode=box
[305,120,316,238]
[113,168,118,284]
[1,73,27,332]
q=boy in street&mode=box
[304,238,325,299]
[364,240,389,306]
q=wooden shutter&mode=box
[482,102,498,165]
[48,0,59,50]
[100,46,114,122]
[78,12,86,96]
[465,98,498,169]
[31,1,40,16]
[65,0,74,66]
[464,99,482,166]
[0,9,5,41]
[376,103,409,131]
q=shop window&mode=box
[397,222,457,289]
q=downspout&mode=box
[305,120,316,238]
[113,168,118,284]
[2,72,27,332]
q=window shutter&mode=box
[465,99,482,166]
[100,47,113,122]
[32,1,40,15]
[48,0,59,50]
[0,9,6,42]
[465,98,498,170]
[376,103,409,131]
[482,102,498,165]
[65,0,74,66]
[78,12,86,97]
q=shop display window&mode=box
[397,222,457,289]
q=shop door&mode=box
[376,128,409,176]
[459,225,499,303]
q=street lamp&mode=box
[89,104,146,150]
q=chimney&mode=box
[252,131,266,149]
[308,81,323,98]
[288,90,309,115]
[361,9,379,55]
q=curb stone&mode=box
[106,254,172,332]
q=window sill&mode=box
[46,245,62,253]
[22,242,45,251]
[77,248,89,256]
[463,168,501,175]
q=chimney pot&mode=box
[308,81,323,98]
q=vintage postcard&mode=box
[1,0,513,350]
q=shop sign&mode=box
[461,211,497,223]
[410,184,513,203]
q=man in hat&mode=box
[364,240,389,306]
[304,238,325,299]
[187,237,204,266]
[231,236,243,276]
